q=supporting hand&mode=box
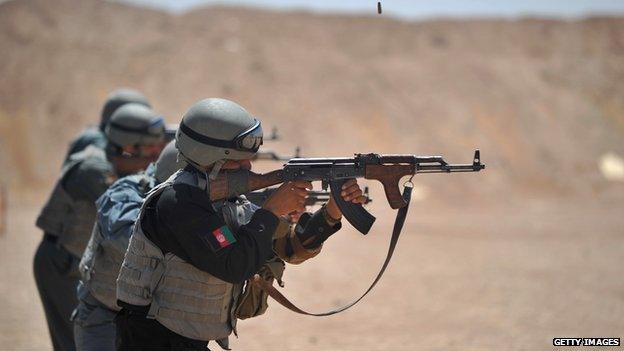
[326,179,367,220]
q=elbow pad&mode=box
[296,206,342,250]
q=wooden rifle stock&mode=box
[207,164,413,210]
[208,169,285,201]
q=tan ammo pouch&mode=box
[234,257,285,320]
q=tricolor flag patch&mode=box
[202,225,237,252]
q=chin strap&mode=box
[209,159,225,180]
[252,183,413,316]
[176,151,204,171]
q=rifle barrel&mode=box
[416,163,484,173]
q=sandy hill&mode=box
[0,3,623,350]
[0,0,623,202]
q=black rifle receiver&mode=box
[280,150,485,234]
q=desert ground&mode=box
[0,0,623,350]
[2,192,623,350]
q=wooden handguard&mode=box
[365,164,415,209]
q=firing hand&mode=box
[262,181,312,217]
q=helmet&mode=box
[100,88,151,130]
[175,98,263,168]
[154,140,186,183]
[105,103,165,149]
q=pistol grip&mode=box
[329,179,376,235]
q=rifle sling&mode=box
[253,184,413,316]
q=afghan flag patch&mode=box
[202,225,237,252]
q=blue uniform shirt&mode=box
[95,165,156,251]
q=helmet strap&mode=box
[177,151,204,171]
[209,159,225,180]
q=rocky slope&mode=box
[0,0,623,202]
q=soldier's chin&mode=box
[222,159,252,170]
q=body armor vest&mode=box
[80,172,154,311]
[63,126,107,165]
[116,169,258,341]
[36,146,109,257]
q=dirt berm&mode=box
[0,1,622,350]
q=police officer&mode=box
[74,141,184,351]
[34,103,166,351]
[63,88,151,165]
[115,98,366,350]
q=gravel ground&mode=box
[1,193,622,351]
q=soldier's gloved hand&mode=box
[326,179,366,220]
[262,180,312,217]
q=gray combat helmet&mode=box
[100,88,151,131]
[154,140,187,183]
[105,103,165,149]
[175,98,263,170]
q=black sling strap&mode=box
[253,184,413,316]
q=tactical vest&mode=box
[63,126,107,165]
[36,146,109,257]
[117,169,258,341]
[80,172,154,311]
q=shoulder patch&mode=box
[201,225,237,252]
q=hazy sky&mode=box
[117,0,624,18]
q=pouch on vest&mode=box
[233,256,285,320]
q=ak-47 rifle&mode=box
[246,186,372,208]
[209,150,485,234]
[227,149,485,316]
